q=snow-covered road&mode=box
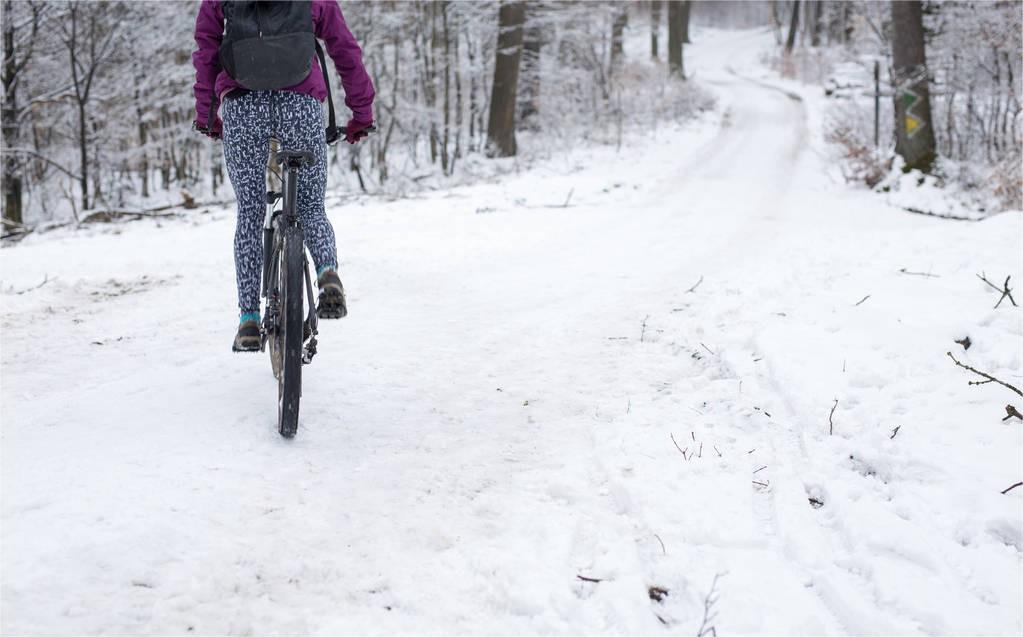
[3,30,1021,635]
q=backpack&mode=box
[220,1,313,91]
[216,0,340,144]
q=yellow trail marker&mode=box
[906,115,921,136]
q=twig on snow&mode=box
[10,274,55,295]
[890,425,901,439]
[853,294,871,307]
[686,275,705,293]
[954,336,972,350]
[1001,481,1023,495]
[701,342,716,355]
[947,352,1023,397]
[641,315,650,342]
[576,574,603,583]
[898,267,939,278]
[670,433,689,461]
[829,399,839,435]
[697,573,723,637]
[653,534,666,555]
[1003,405,1022,422]
[977,272,1018,308]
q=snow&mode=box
[2,29,1022,635]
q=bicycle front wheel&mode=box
[277,226,305,438]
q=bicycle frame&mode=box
[259,145,319,362]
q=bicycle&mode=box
[260,127,373,438]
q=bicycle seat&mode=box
[275,149,315,168]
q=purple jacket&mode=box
[192,0,375,129]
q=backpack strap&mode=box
[315,40,340,145]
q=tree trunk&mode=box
[486,1,526,157]
[518,20,541,129]
[651,0,660,59]
[681,0,691,44]
[785,0,800,54]
[2,0,22,225]
[77,101,89,211]
[610,6,627,72]
[890,0,936,172]
[667,0,684,78]
[810,1,821,47]
[441,0,450,175]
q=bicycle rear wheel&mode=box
[277,226,305,438]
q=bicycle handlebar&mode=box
[338,125,378,135]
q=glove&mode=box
[193,118,222,141]
[345,119,373,144]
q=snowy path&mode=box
[3,31,1021,635]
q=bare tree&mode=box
[651,0,661,59]
[610,4,628,72]
[785,0,801,54]
[890,0,936,172]
[681,0,692,44]
[810,0,822,47]
[518,12,541,129]
[58,1,122,212]
[2,0,43,226]
[486,1,526,157]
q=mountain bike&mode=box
[260,128,372,438]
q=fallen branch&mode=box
[1,227,33,242]
[829,399,839,435]
[947,352,1023,397]
[80,197,236,224]
[1003,405,1022,422]
[977,272,1017,308]
[998,482,1023,498]
[900,205,977,222]
[81,209,183,223]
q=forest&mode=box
[1,1,1020,229]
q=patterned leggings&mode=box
[222,90,337,313]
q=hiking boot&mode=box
[316,269,347,319]
[232,318,261,352]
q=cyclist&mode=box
[191,0,374,352]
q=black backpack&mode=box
[213,0,340,144]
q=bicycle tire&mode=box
[277,226,305,438]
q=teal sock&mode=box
[317,264,337,277]
[240,311,260,324]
